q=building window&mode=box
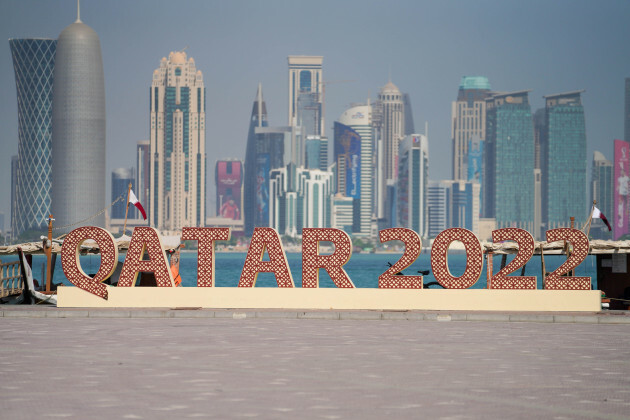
[300,70,311,92]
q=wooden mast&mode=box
[122,182,132,236]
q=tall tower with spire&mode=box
[149,51,206,233]
[52,1,106,231]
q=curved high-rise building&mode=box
[9,38,56,236]
[51,8,106,231]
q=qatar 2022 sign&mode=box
[56,226,600,312]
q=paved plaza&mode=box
[1,310,629,419]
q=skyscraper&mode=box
[591,151,613,238]
[288,56,323,137]
[376,81,405,225]
[136,140,150,214]
[484,91,535,231]
[397,134,429,237]
[244,84,290,235]
[216,160,243,220]
[305,136,328,172]
[540,91,587,230]
[403,93,416,135]
[337,104,373,237]
[451,76,491,181]
[52,6,106,231]
[9,38,56,236]
[149,51,206,232]
[269,164,333,237]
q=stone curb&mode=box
[2,307,630,324]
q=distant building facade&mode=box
[540,91,587,230]
[591,151,613,239]
[216,160,243,220]
[484,91,534,231]
[305,135,328,172]
[625,78,630,142]
[269,164,333,237]
[52,10,106,231]
[9,38,56,236]
[427,180,480,237]
[136,140,150,214]
[111,168,135,219]
[288,56,323,137]
[337,104,374,237]
[452,76,491,181]
[376,81,405,225]
[149,51,206,232]
[397,134,429,237]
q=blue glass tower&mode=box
[541,91,587,230]
[9,38,56,236]
[484,91,535,231]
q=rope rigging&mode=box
[52,192,127,231]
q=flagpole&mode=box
[122,182,131,236]
[585,200,596,239]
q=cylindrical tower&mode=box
[51,11,106,231]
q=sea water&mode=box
[14,251,599,290]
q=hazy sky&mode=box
[1,0,629,228]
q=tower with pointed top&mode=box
[149,51,206,233]
[51,4,106,231]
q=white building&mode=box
[337,104,374,238]
[397,134,429,237]
[149,51,206,233]
[269,164,333,237]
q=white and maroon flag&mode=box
[129,189,147,220]
[592,206,612,231]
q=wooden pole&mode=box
[585,200,596,239]
[540,243,546,288]
[486,252,493,289]
[122,182,132,236]
[45,214,54,293]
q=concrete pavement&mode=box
[1,309,629,419]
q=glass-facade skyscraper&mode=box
[452,76,492,181]
[149,51,206,232]
[484,91,534,231]
[9,38,56,237]
[541,91,587,230]
[397,134,429,237]
[591,151,613,239]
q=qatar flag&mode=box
[129,189,147,220]
[592,206,611,231]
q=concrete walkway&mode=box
[1,308,629,419]
[2,306,630,324]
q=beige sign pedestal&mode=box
[57,287,601,312]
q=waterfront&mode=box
[1,251,599,289]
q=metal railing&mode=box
[0,259,23,298]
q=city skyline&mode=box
[1,1,629,227]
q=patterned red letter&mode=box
[117,227,174,287]
[182,227,230,287]
[60,226,118,299]
[302,228,354,288]
[238,228,294,287]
